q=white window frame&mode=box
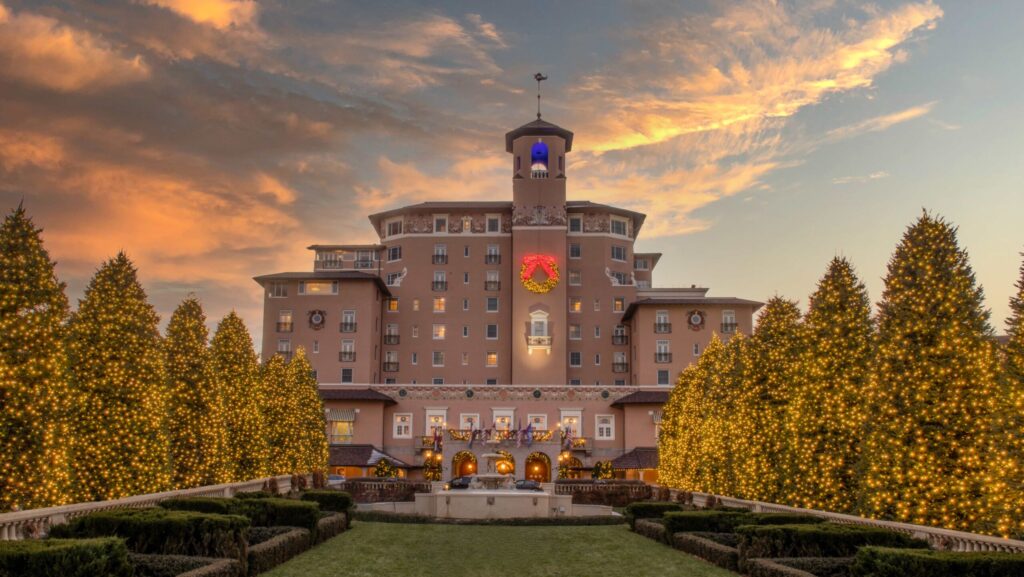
[568,214,582,233]
[528,414,548,430]
[425,409,447,436]
[560,410,582,436]
[486,214,501,233]
[610,216,629,237]
[394,413,413,439]
[388,245,402,262]
[568,270,581,286]
[269,281,288,298]
[569,243,581,259]
[386,218,403,237]
[486,351,498,367]
[658,369,670,386]
[569,324,582,340]
[595,414,615,440]
[433,297,446,313]
[432,324,446,340]
[486,324,499,340]
[611,245,627,262]
[486,297,499,312]
[569,351,582,368]
[432,351,445,367]
[492,408,514,431]
[460,413,480,430]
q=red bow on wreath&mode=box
[521,254,560,294]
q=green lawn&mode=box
[263,522,735,577]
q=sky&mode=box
[1,0,1022,342]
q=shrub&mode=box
[49,508,249,562]
[160,497,235,515]
[232,491,273,500]
[851,546,1024,577]
[231,498,320,532]
[247,526,295,546]
[0,538,132,577]
[736,523,929,559]
[746,557,855,577]
[633,519,668,544]
[246,528,311,576]
[625,501,684,528]
[300,490,353,513]
[314,513,348,544]
[672,533,741,572]
[664,511,823,534]
[129,553,243,577]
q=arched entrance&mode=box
[558,455,583,479]
[495,450,515,476]
[452,451,477,477]
[525,452,551,482]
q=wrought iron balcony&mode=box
[275,322,293,333]
[431,281,448,291]
[485,254,501,265]
[611,334,629,345]
[383,334,400,345]
[339,351,356,362]
[383,361,400,372]
[654,323,672,333]
[485,280,501,291]
[721,322,738,334]
[612,362,629,373]
[432,254,448,264]
[339,322,357,333]
[655,352,673,363]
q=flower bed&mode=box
[0,537,132,577]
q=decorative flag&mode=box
[469,422,476,449]
[525,421,534,447]
[516,418,523,448]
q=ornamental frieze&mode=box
[369,385,626,403]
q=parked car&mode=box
[449,476,472,489]
[514,479,543,491]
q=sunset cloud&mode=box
[143,0,259,29]
[827,102,936,140]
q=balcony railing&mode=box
[340,322,357,333]
[431,281,448,291]
[383,361,400,372]
[721,322,738,334]
[314,260,344,271]
[655,352,673,363]
[276,322,293,333]
[654,323,672,333]
[612,362,629,373]
[485,254,501,265]
[485,280,501,291]
[527,335,552,347]
[339,351,356,362]
[354,260,376,269]
[432,254,448,265]
[611,334,629,345]
[444,429,555,443]
[383,334,400,345]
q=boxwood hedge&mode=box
[624,502,684,529]
[736,523,929,559]
[0,537,132,577]
[160,496,322,533]
[851,546,1024,577]
[663,510,824,534]
[300,490,353,513]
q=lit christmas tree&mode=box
[0,204,73,511]
[788,258,873,511]
[656,365,692,489]
[858,213,998,531]
[211,312,267,481]
[697,334,744,496]
[286,348,328,475]
[260,353,292,475]
[67,252,171,500]
[164,296,224,488]
[990,253,1024,537]
[733,297,806,502]
[672,362,705,491]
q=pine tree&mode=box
[858,213,998,531]
[673,363,706,491]
[260,354,291,475]
[165,297,224,488]
[211,312,267,481]
[990,253,1024,537]
[67,253,170,500]
[789,258,873,511]
[733,297,805,502]
[690,336,731,494]
[657,368,689,489]
[699,333,747,496]
[287,349,328,475]
[0,204,73,511]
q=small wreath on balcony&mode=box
[520,254,559,294]
[308,309,326,330]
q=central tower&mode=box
[506,117,573,385]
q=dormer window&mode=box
[530,140,548,178]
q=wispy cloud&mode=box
[827,102,936,140]
[832,171,891,185]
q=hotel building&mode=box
[255,115,762,483]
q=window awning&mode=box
[326,408,356,422]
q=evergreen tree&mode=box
[211,312,267,481]
[691,336,731,494]
[990,253,1024,537]
[789,258,873,511]
[657,369,689,489]
[287,349,328,475]
[672,363,706,491]
[260,354,291,475]
[0,204,73,511]
[733,297,805,502]
[67,253,170,500]
[858,213,998,531]
[699,333,747,496]
[165,297,224,488]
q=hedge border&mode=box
[351,510,624,526]
[851,546,1024,577]
[0,537,133,577]
[246,528,311,577]
[633,519,668,544]
[314,513,347,544]
[672,533,741,572]
[179,558,243,577]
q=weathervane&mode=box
[534,72,548,119]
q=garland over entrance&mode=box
[521,254,560,294]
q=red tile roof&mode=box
[611,447,659,470]
[328,444,409,468]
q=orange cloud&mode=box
[826,102,936,140]
[0,2,149,92]
[143,0,259,29]
[0,130,65,171]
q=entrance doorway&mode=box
[452,451,477,477]
[525,452,551,482]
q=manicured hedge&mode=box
[49,508,250,562]
[247,526,295,546]
[663,510,824,534]
[233,492,273,500]
[160,497,235,515]
[231,498,321,532]
[351,510,625,526]
[633,519,668,544]
[300,490,354,513]
[625,502,684,528]
[672,533,741,572]
[746,557,855,577]
[736,523,929,559]
[851,546,1024,577]
[129,553,243,577]
[246,528,310,576]
[0,537,132,577]
[314,513,348,544]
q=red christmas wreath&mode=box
[520,254,560,294]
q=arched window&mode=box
[530,140,548,178]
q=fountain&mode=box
[466,453,515,490]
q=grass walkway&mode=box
[263,522,734,577]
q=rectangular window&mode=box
[611,218,628,236]
[596,415,615,440]
[460,413,480,430]
[433,297,446,313]
[463,326,469,337]
[614,379,626,386]
[312,340,319,354]
[413,299,420,311]
[693,343,700,356]
[569,324,581,340]
[658,370,670,386]
[269,281,288,298]
[411,325,419,338]
[386,272,401,286]
[612,271,629,285]
[464,245,470,257]
[569,298,582,313]
[569,243,581,259]
[486,297,499,312]
[594,325,601,338]
[341,368,353,383]
[432,324,446,340]
[277,339,291,355]
[329,421,353,445]
[434,215,448,234]
[388,246,402,261]
[433,243,447,257]
[594,353,601,366]
[722,310,737,334]
[486,324,498,339]
[493,409,514,431]
[277,310,293,332]
[569,351,582,367]
[433,270,446,283]
[568,215,582,233]
[486,378,498,385]
[386,298,399,312]
[386,219,402,237]
[569,378,581,386]
[486,352,498,367]
[411,352,418,365]
[464,272,470,284]
[528,414,547,430]
[561,410,582,436]
[634,257,648,270]
[394,414,412,439]
[613,297,625,312]
[432,351,445,367]
[487,215,500,233]
[568,270,581,285]
[426,410,446,435]
[656,340,670,354]
[432,377,444,385]
[463,298,469,311]
[594,299,600,312]
[299,280,338,295]
[611,245,626,261]
[462,215,473,233]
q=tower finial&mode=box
[534,73,548,119]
